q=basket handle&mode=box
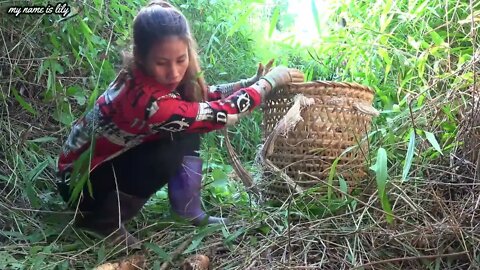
[352,102,380,116]
[323,97,380,117]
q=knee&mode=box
[178,133,201,156]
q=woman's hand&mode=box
[261,66,304,90]
[254,58,275,80]
[242,59,275,87]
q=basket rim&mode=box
[287,81,375,94]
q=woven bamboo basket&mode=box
[261,81,378,200]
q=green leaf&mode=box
[185,237,203,254]
[69,170,89,205]
[27,160,49,182]
[417,51,428,80]
[144,243,171,262]
[370,148,393,223]
[304,66,313,81]
[80,20,93,35]
[379,0,393,33]
[257,224,271,235]
[228,7,254,37]
[402,129,416,182]
[430,31,444,46]
[311,0,321,36]
[211,168,228,188]
[225,227,246,244]
[338,177,348,200]
[53,62,65,74]
[36,60,48,82]
[184,226,222,254]
[425,131,443,155]
[12,88,37,115]
[417,93,426,107]
[28,136,57,143]
[47,70,55,96]
[380,194,393,223]
[68,143,95,205]
[327,158,340,201]
[408,36,420,50]
[25,181,41,209]
[378,47,392,82]
[370,148,388,196]
[268,6,280,38]
[50,35,61,49]
[96,245,106,264]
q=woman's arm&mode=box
[147,79,273,134]
[207,59,274,101]
[207,79,253,101]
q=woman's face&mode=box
[143,36,189,91]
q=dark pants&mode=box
[58,133,201,212]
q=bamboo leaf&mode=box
[327,158,340,201]
[339,177,348,200]
[370,148,388,196]
[80,20,93,35]
[228,7,254,37]
[68,141,95,205]
[378,47,392,82]
[225,227,246,244]
[430,31,444,46]
[370,148,393,223]
[268,6,280,38]
[311,0,321,36]
[25,182,40,209]
[184,226,222,254]
[402,129,416,182]
[381,193,394,223]
[425,131,443,155]
[211,168,228,188]
[144,243,171,262]
[28,136,57,143]
[12,88,37,115]
[27,160,49,183]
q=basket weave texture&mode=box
[261,81,377,199]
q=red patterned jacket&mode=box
[57,67,262,175]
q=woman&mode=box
[56,0,304,247]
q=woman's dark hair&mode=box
[124,0,207,102]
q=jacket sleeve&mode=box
[147,86,262,133]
